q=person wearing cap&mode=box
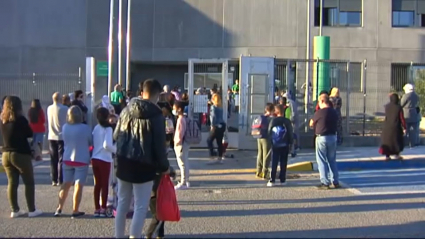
[400,83,420,148]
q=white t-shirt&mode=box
[92,124,116,163]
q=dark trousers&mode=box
[207,123,226,157]
[146,196,165,238]
[49,140,64,184]
[270,146,290,183]
[2,152,36,212]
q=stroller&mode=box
[105,155,134,218]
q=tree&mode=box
[414,68,425,115]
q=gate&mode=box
[187,59,232,147]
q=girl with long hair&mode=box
[28,99,45,161]
[1,96,43,217]
[91,107,116,217]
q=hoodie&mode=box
[114,97,170,183]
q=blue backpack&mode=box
[271,124,288,147]
[251,115,269,138]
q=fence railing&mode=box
[275,59,425,137]
[0,71,84,114]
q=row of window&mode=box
[314,0,425,28]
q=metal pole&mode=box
[286,60,291,93]
[362,59,367,136]
[345,62,350,137]
[410,61,414,83]
[305,0,311,115]
[188,60,194,119]
[78,67,82,85]
[125,0,132,91]
[107,0,115,98]
[316,57,320,101]
[117,0,123,86]
[319,0,323,36]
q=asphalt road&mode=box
[1,149,425,238]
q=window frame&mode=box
[314,0,363,27]
[391,0,425,28]
[392,10,415,27]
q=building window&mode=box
[314,0,362,27]
[392,11,415,26]
[392,0,425,27]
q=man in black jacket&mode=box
[113,78,170,238]
[267,104,293,187]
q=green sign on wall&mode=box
[97,61,108,77]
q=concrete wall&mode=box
[0,0,424,115]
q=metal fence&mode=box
[279,59,425,137]
[0,71,84,114]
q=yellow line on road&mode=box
[200,161,314,174]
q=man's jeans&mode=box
[406,122,419,147]
[315,135,339,185]
[115,179,153,238]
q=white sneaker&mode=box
[267,181,275,187]
[174,183,189,190]
[10,210,25,218]
[28,209,43,218]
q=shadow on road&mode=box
[179,192,425,205]
[169,221,425,238]
[179,202,425,218]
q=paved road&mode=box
[1,149,425,238]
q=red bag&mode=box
[201,113,207,125]
[157,175,180,222]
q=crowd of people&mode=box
[0,76,421,237]
[0,78,229,238]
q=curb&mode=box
[200,161,318,174]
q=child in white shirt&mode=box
[91,107,116,217]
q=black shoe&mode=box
[54,209,62,217]
[316,184,330,190]
[71,211,85,218]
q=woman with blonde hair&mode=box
[330,87,343,145]
[54,106,92,218]
[207,93,226,164]
[1,96,43,217]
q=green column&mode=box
[313,36,330,100]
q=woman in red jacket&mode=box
[28,99,45,161]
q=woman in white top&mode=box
[91,107,116,217]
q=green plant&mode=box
[414,69,425,115]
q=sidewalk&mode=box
[2,147,424,174]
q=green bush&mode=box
[414,69,425,116]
